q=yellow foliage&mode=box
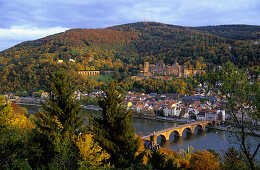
[0,96,35,132]
[76,133,110,169]
[189,150,219,170]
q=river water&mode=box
[21,104,260,160]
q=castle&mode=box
[142,61,205,78]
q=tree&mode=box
[76,133,110,169]
[0,96,35,169]
[221,147,247,170]
[189,150,219,170]
[90,82,140,168]
[22,90,28,97]
[36,71,83,135]
[211,62,259,169]
[148,149,178,170]
[35,71,83,169]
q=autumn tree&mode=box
[189,150,219,170]
[211,62,260,169]
[76,133,110,169]
[221,147,247,170]
[90,81,140,168]
[0,96,35,169]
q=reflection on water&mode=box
[20,104,260,161]
[20,104,42,114]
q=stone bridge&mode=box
[77,70,113,76]
[142,121,220,145]
[77,71,100,76]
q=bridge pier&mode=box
[152,135,157,145]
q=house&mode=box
[196,111,206,121]
[205,112,218,121]
[74,91,81,100]
[183,111,190,118]
[41,92,49,99]
[69,58,76,62]
[163,106,173,116]
[172,106,181,116]
[217,109,225,121]
[91,89,103,95]
[57,59,64,64]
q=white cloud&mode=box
[0,26,69,51]
[0,25,68,39]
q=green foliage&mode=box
[1,22,258,93]
[15,91,21,96]
[36,71,83,135]
[155,109,164,117]
[25,129,55,169]
[232,40,260,67]
[82,95,98,105]
[76,133,110,169]
[191,24,260,40]
[221,147,248,170]
[189,113,196,120]
[131,78,192,94]
[207,62,260,169]
[22,90,29,97]
[90,81,140,168]
[92,73,113,82]
[148,150,178,170]
[0,96,35,169]
[34,71,84,169]
[48,131,78,169]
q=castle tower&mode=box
[144,62,149,73]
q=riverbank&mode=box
[15,101,195,124]
[134,115,187,124]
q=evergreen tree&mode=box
[90,82,140,168]
[36,71,83,135]
[35,71,83,169]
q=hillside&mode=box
[190,24,260,41]
[0,22,259,93]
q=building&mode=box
[69,58,76,62]
[57,59,64,64]
[142,61,205,78]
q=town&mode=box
[3,82,226,123]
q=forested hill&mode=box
[0,22,259,93]
[108,22,230,65]
[190,24,260,40]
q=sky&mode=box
[0,0,259,51]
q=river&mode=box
[21,104,260,160]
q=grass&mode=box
[90,73,113,83]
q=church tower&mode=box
[144,62,149,73]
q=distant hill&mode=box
[0,22,259,93]
[190,24,260,41]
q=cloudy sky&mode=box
[0,0,259,51]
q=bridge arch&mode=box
[181,127,194,136]
[171,130,180,137]
[195,124,204,132]
[206,122,213,127]
[157,135,167,144]
[168,130,181,142]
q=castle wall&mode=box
[143,62,206,78]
